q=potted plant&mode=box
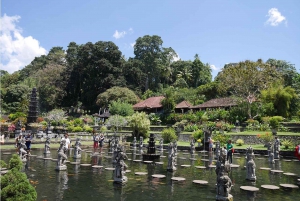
[269,116,283,135]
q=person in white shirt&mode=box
[61,133,71,149]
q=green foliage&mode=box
[73,118,84,127]
[212,133,230,146]
[184,124,199,132]
[1,168,37,201]
[161,127,178,143]
[236,139,244,146]
[72,126,83,132]
[8,112,27,121]
[161,88,176,114]
[109,100,134,116]
[256,132,274,144]
[281,139,293,148]
[0,160,7,168]
[127,112,150,138]
[192,129,204,140]
[106,115,128,131]
[148,113,162,125]
[142,89,155,100]
[96,87,139,108]
[269,116,284,129]
[45,109,66,123]
[100,126,108,133]
[83,125,93,133]
[8,154,23,171]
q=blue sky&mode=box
[1,0,300,79]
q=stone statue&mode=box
[190,139,195,154]
[73,138,82,159]
[44,137,51,154]
[139,136,144,154]
[167,142,176,172]
[274,138,280,159]
[215,141,220,160]
[133,137,137,149]
[159,138,163,152]
[216,147,233,201]
[267,142,275,164]
[19,139,27,162]
[113,146,128,184]
[56,139,68,171]
[246,146,256,181]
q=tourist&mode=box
[25,133,33,155]
[93,133,99,151]
[226,140,233,164]
[208,137,213,152]
[99,133,105,153]
[61,133,71,150]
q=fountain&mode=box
[142,134,160,160]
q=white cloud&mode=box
[112,28,134,39]
[172,54,180,62]
[265,8,286,26]
[130,42,136,48]
[0,14,47,74]
[210,64,219,71]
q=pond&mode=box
[1,148,299,201]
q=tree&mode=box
[191,54,212,87]
[109,100,134,116]
[45,109,67,123]
[170,60,193,86]
[127,112,150,138]
[96,86,139,108]
[216,60,282,118]
[105,115,127,132]
[197,81,220,100]
[161,88,176,114]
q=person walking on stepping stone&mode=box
[226,140,233,164]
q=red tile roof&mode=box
[176,100,192,109]
[191,97,237,109]
[133,96,165,110]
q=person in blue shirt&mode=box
[25,133,33,155]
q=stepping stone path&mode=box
[135,172,147,175]
[143,161,153,164]
[51,159,58,161]
[133,160,142,162]
[182,153,190,155]
[155,162,164,165]
[256,158,263,160]
[181,165,191,168]
[80,164,92,167]
[230,164,240,168]
[209,165,216,168]
[292,159,299,162]
[85,151,92,153]
[43,158,52,160]
[279,184,299,189]
[178,157,187,160]
[195,166,206,169]
[193,180,208,185]
[152,174,166,179]
[260,167,271,170]
[125,170,131,173]
[261,185,280,190]
[283,160,292,162]
[271,170,284,173]
[2,152,12,155]
[240,186,259,191]
[70,162,80,165]
[283,172,297,176]
[171,177,186,181]
[201,159,209,162]
[104,156,112,159]
[235,157,241,159]
[160,156,166,158]
[92,165,103,168]
[28,155,37,157]
[105,167,115,170]
[190,158,197,161]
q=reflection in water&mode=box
[55,171,68,201]
[113,183,126,201]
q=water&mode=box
[1,149,299,201]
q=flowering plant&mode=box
[257,132,274,143]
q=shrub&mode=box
[184,124,199,132]
[109,100,134,117]
[8,154,23,171]
[269,116,284,129]
[127,112,150,138]
[281,139,293,149]
[72,126,83,132]
[73,118,84,127]
[192,130,203,140]
[0,160,7,168]
[161,128,177,143]
[257,132,274,144]
[236,139,244,146]
[212,133,230,146]
[83,125,93,133]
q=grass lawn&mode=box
[226,131,300,136]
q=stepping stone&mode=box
[240,186,259,191]
[193,180,208,185]
[230,164,240,168]
[43,158,52,160]
[283,172,297,176]
[105,167,115,170]
[160,156,166,158]
[261,185,280,190]
[1,170,9,175]
[66,161,71,163]
[271,170,284,173]
[133,160,142,162]
[108,152,113,154]
[181,165,191,168]
[202,155,209,157]
[195,166,206,169]
[152,174,166,178]
[155,162,164,165]
[233,153,240,155]
[199,151,208,153]
[92,165,103,168]
[135,172,147,175]
[127,159,132,161]
[256,158,263,160]
[201,159,209,162]
[179,157,187,160]
[85,151,92,153]
[70,162,80,165]
[80,164,92,167]
[104,156,112,159]
[2,152,12,155]
[135,154,141,156]
[283,160,292,162]
[292,159,299,162]
[209,165,216,168]
[279,184,299,189]
[171,177,186,181]
[143,161,153,164]
[28,154,37,157]
[235,157,241,159]
[0,168,7,171]
[125,170,131,173]
[182,153,190,155]
[260,167,271,170]
[51,159,58,161]
[190,158,197,161]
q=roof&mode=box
[133,96,165,110]
[191,97,237,109]
[176,101,192,109]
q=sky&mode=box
[1,0,300,79]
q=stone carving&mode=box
[113,146,128,184]
[167,142,176,172]
[56,139,68,171]
[215,141,220,160]
[139,136,144,154]
[19,139,28,162]
[159,138,163,152]
[216,147,233,201]
[133,137,137,149]
[267,142,275,164]
[246,146,256,181]
[190,139,195,154]
[274,139,280,159]
[73,138,82,159]
[44,137,51,154]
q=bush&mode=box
[8,154,23,171]
[161,128,177,143]
[212,133,230,146]
[109,100,134,116]
[127,112,150,138]
[257,132,274,144]
[236,139,244,146]
[72,126,83,132]
[83,125,93,133]
[184,124,199,132]
[0,160,7,168]
[269,116,284,129]
[192,129,204,140]
[281,139,293,149]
